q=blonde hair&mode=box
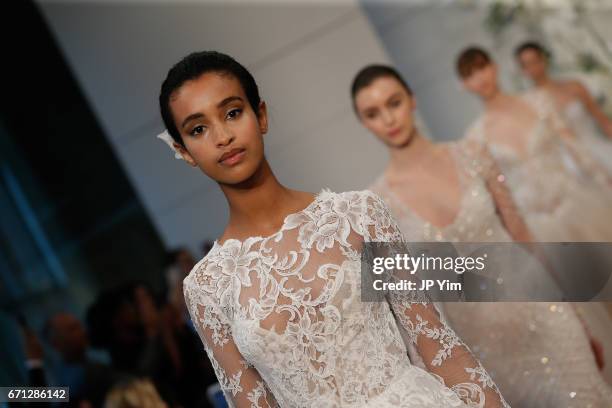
[104,378,167,408]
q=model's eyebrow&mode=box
[386,91,403,101]
[181,113,205,130]
[180,96,244,129]
[217,95,243,108]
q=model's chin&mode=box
[387,131,413,148]
[215,163,262,187]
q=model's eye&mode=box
[365,111,378,120]
[190,125,206,136]
[226,108,242,120]
[390,99,401,108]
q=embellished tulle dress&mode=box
[465,90,612,243]
[370,143,612,407]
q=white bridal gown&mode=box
[183,190,509,407]
[370,143,612,407]
[466,89,612,242]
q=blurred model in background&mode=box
[353,63,612,407]
[515,41,612,175]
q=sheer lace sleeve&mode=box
[183,273,278,408]
[362,191,511,408]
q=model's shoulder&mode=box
[335,189,384,203]
[557,78,583,91]
[182,245,220,289]
[312,189,387,218]
[312,188,377,203]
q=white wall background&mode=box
[36,0,394,254]
[361,3,523,141]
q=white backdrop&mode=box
[37,0,395,254]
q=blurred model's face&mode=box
[354,76,416,148]
[462,63,499,99]
[517,49,548,82]
[169,72,267,185]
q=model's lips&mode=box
[218,148,246,165]
[387,127,402,137]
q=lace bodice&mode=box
[183,190,510,407]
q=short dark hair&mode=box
[159,51,261,146]
[514,41,550,59]
[350,65,412,112]
[456,46,491,78]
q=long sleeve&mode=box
[458,139,535,243]
[537,90,612,186]
[362,191,511,408]
[183,277,278,408]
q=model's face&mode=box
[354,76,416,147]
[169,72,267,185]
[462,63,499,99]
[517,49,547,82]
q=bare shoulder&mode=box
[559,79,588,97]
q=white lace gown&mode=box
[183,190,510,407]
[370,145,612,407]
[563,100,612,176]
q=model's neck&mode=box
[387,130,437,175]
[483,86,506,108]
[221,159,292,228]
[533,74,552,88]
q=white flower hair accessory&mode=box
[157,130,183,160]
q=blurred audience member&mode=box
[17,312,119,408]
[104,378,167,408]
[87,282,216,407]
[164,248,196,318]
[43,313,119,407]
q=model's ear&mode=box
[257,101,268,135]
[174,142,198,167]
